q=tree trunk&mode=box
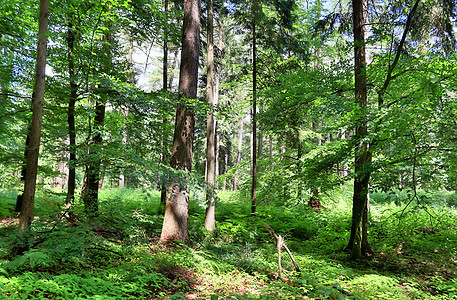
[82,27,111,216]
[205,0,216,230]
[308,121,322,209]
[120,39,134,188]
[233,117,244,190]
[15,132,30,212]
[340,129,349,178]
[347,0,372,259]
[119,105,129,188]
[159,0,169,214]
[82,101,105,216]
[251,0,258,216]
[215,126,220,187]
[168,50,179,90]
[18,0,49,231]
[67,20,77,204]
[160,0,200,243]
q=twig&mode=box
[264,222,300,279]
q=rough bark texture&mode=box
[347,0,372,259]
[18,0,49,231]
[251,0,258,215]
[160,0,200,243]
[67,20,77,204]
[159,0,169,214]
[82,101,105,215]
[205,0,216,230]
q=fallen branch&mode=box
[264,222,300,279]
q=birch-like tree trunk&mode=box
[204,0,216,230]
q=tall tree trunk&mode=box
[119,105,129,188]
[340,129,349,178]
[160,0,200,243]
[251,0,258,216]
[205,0,216,230]
[67,20,77,204]
[81,28,111,216]
[159,0,169,214]
[233,117,244,190]
[82,101,105,215]
[215,126,220,186]
[119,39,134,188]
[347,0,372,259]
[18,0,49,231]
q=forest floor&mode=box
[0,187,456,299]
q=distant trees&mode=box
[0,0,456,258]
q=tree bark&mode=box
[205,0,216,230]
[18,0,49,231]
[160,0,200,243]
[251,0,258,216]
[347,0,372,259]
[159,0,169,214]
[81,28,111,216]
[82,101,105,215]
[66,20,77,204]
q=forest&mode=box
[0,0,457,298]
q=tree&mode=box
[18,0,49,231]
[205,0,216,230]
[160,0,201,243]
[81,23,112,216]
[66,15,77,205]
[251,0,258,215]
[346,0,372,260]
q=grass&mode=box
[0,187,456,299]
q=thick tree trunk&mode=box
[67,20,77,204]
[18,0,49,231]
[160,0,200,243]
[251,0,258,216]
[82,101,105,215]
[205,0,216,230]
[347,0,372,259]
[82,27,111,215]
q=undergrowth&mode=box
[0,187,456,299]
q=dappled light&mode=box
[1,0,457,298]
[0,188,456,298]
